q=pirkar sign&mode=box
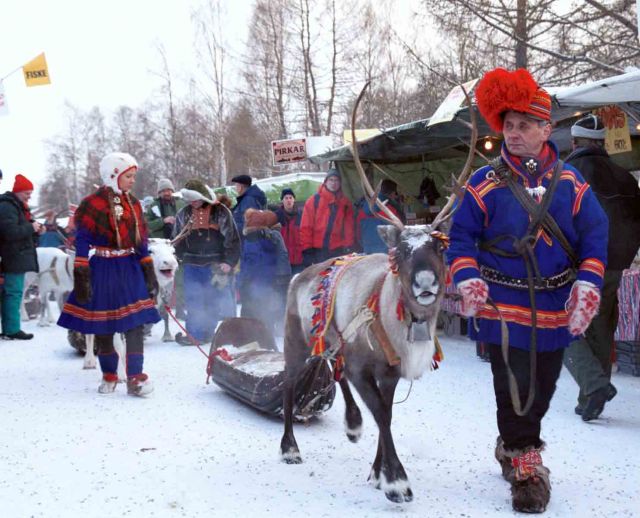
[272,138,307,165]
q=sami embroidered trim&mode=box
[450,256,479,277]
[93,247,135,258]
[476,302,569,328]
[466,185,489,226]
[61,299,156,321]
[572,182,590,216]
[579,258,605,278]
[309,254,367,356]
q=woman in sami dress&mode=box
[58,152,160,397]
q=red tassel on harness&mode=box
[396,296,406,322]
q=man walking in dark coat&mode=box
[0,174,43,339]
[563,114,640,421]
[231,174,266,236]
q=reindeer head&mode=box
[349,80,478,322]
[148,238,179,291]
[378,225,447,321]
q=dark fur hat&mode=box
[243,208,279,235]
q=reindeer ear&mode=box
[377,225,401,249]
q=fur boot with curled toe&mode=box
[495,438,551,513]
[510,447,551,513]
[494,436,516,482]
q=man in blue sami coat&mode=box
[446,68,607,514]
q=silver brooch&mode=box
[113,196,121,204]
[114,204,124,219]
[525,158,537,174]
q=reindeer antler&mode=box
[350,82,405,231]
[430,84,479,230]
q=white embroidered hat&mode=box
[99,152,138,194]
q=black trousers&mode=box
[489,344,564,450]
[95,325,144,355]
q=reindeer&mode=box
[279,83,478,503]
[22,247,74,326]
[146,238,179,342]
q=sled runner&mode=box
[208,317,335,419]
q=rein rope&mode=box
[164,304,228,384]
[479,158,567,416]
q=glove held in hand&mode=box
[457,278,489,317]
[74,265,92,305]
[141,260,160,300]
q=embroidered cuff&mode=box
[449,256,481,284]
[576,258,605,289]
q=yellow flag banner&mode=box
[23,53,51,87]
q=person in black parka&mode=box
[0,174,42,340]
[563,114,640,421]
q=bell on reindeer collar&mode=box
[407,319,431,343]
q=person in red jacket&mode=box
[300,169,354,266]
[275,188,304,274]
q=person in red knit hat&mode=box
[446,68,608,513]
[0,173,44,340]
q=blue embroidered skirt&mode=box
[58,255,161,335]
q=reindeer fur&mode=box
[280,225,446,504]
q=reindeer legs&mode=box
[280,374,301,464]
[280,309,308,464]
[339,378,363,443]
[349,368,412,503]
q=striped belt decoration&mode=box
[480,265,575,291]
[93,247,136,258]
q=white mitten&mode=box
[566,281,601,336]
[457,278,489,317]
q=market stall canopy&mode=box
[310,70,640,166]
[217,171,325,205]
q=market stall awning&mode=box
[310,71,640,165]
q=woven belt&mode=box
[480,265,575,291]
[93,247,136,258]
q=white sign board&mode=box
[0,82,9,116]
[428,78,479,127]
[272,138,307,166]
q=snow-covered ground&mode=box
[2,317,639,518]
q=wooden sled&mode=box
[208,317,335,419]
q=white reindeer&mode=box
[22,248,74,326]
[146,238,179,342]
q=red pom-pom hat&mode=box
[475,68,551,133]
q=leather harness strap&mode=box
[480,158,572,416]
[367,274,401,366]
